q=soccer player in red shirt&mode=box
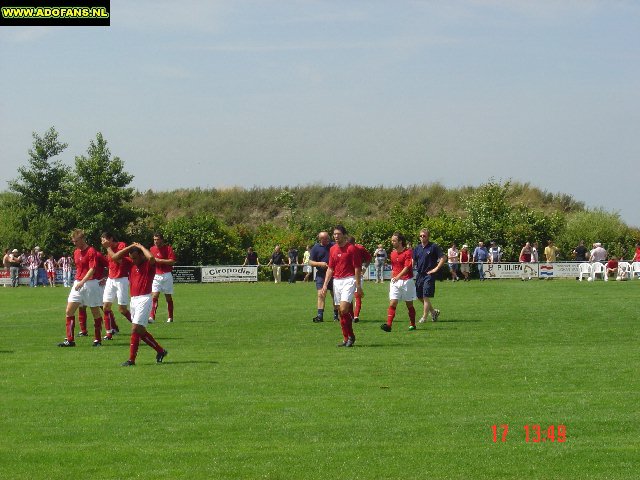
[381,232,417,332]
[101,232,133,340]
[111,242,168,366]
[149,233,177,323]
[320,225,363,347]
[58,229,106,347]
[348,236,372,323]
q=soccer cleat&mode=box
[353,316,360,323]
[121,360,135,367]
[345,336,356,347]
[103,334,113,341]
[418,317,426,324]
[432,309,440,322]
[156,349,168,363]
[312,316,324,323]
[148,317,154,324]
[78,331,89,337]
[380,323,391,332]
[408,325,416,331]
[166,318,173,323]
[337,340,348,347]
[92,340,102,347]
[58,340,76,347]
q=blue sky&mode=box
[1,1,639,227]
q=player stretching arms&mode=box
[111,243,168,366]
[101,232,133,340]
[149,233,176,323]
[58,229,105,347]
[321,225,362,347]
[381,232,417,332]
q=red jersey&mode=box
[606,260,618,270]
[150,244,176,274]
[328,243,362,279]
[354,244,372,263]
[94,251,110,280]
[107,241,132,278]
[633,248,640,263]
[391,248,413,280]
[74,246,97,280]
[129,259,156,297]
[460,250,469,262]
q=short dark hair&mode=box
[333,225,347,235]
[101,231,115,241]
[392,231,406,247]
[153,232,164,239]
[130,246,143,255]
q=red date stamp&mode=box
[491,424,567,443]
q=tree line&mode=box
[2,127,637,268]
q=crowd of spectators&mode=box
[2,246,74,288]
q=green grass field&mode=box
[1,279,638,479]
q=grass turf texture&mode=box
[0,280,638,479]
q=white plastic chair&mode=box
[631,262,640,280]
[617,262,631,280]
[591,262,605,281]
[578,263,592,281]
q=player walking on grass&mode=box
[413,229,445,324]
[58,229,106,348]
[320,225,362,347]
[309,231,338,322]
[149,233,176,323]
[381,232,417,332]
[101,232,133,340]
[348,236,371,323]
[111,242,168,366]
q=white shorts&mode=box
[332,276,356,305]
[103,277,131,305]
[130,294,152,326]
[303,265,312,273]
[152,272,174,294]
[67,279,103,308]
[389,278,417,302]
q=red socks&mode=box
[141,332,164,353]
[78,308,87,333]
[151,297,158,319]
[354,296,362,317]
[408,305,416,326]
[93,316,103,342]
[129,332,141,362]
[339,312,354,341]
[65,315,75,341]
[167,299,174,318]
[387,305,397,327]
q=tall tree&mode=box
[66,132,138,244]
[8,127,70,214]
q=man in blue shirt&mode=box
[413,229,446,324]
[473,241,489,281]
[308,231,338,322]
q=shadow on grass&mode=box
[162,361,219,365]
[0,350,14,354]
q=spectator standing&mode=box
[413,229,446,322]
[35,247,47,286]
[309,232,338,323]
[488,241,502,264]
[287,246,299,283]
[631,243,640,263]
[45,255,57,287]
[447,242,460,281]
[373,244,387,283]
[302,245,312,282]
[589,243,607,263]
[531,242,539,263]
[544,240,559,262]
[27,249,39,287]
[519,242,532,263]
[58,254,73,287]
[573,240,589,262]
[242,247,259,266]
[380,232,417,332]
[266,245,286,284]
[8,249,22,287]
[473,241,489,281]
[2,249,10,287]
[459,244,471,281]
